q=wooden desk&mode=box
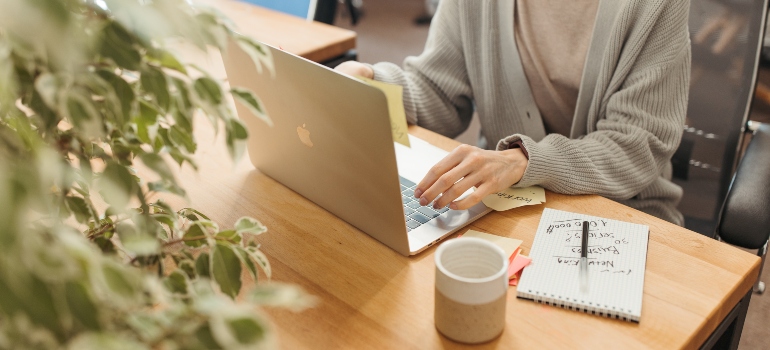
[163,121,760,349]
[199,0,356,63]
[165,6,760,347]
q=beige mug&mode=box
[434,237,508,344]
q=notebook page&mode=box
[517,208,649,321]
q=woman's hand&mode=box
[414,144,528,210]
[334,61,374,79]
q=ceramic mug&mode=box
[434,237,509,344]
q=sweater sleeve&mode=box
[497,0,691,201]
[369,0,474,139]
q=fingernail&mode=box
[433,202,441,209]
[414,189,423,198]
[449,203,458,210]
[419,197,428,206]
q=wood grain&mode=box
[154,120,759,349]
[155,12,761,348]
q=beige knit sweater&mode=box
[370,0,691,225]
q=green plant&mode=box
[0,0,312,348]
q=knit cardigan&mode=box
[370,0,691,224]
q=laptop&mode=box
[222,39,492,256]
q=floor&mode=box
[334,0,769,348]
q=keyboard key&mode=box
[402,197,412,205]
[406,219,420,229]
[404,207,415,216]
[399,176,416,188]
[436,206,450,213]
[407,201,421,210]
[402,188,414,197]
[400,184,407,191]
[417,207,440,219]
[410,213,431,224]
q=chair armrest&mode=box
[717,123,770,249]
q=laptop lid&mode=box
[223,39,412,255]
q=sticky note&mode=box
[358,77,410,148]
[461,230,522,258]
[482,186,546,212]
[507,254,531,280]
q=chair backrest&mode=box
[238,0,337,24]
[717,123,770,249]
[674,0,769,235]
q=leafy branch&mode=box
[0,0,314,348]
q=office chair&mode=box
[715,122,770,294]
[674,0,769,235]
[238,0,360,25]
[238,0,357,67]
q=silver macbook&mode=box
[222,39,491,256]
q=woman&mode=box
[336,0,690,225]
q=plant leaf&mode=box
[65,195,93,224]
[117,222,160,256]
[193,76,223,105]
[216,229,242,244]
[100,21,141,71]
[184,222,207,248]
[227,317,265,345]
[139,153,174,182]
[195,252,211,278]
[98,162,137,211]
[101,262,139,300]
[65,281,101,330]
[97,69,134,121]
[234,217,267,236]
[245,246,271,279]
[235,35,275,78]
[211,243,242,298]
[249,283,317,312]
[163,270,189,295]
[230,87,272,127]
[140,65,170,111]
[233,246,258,282]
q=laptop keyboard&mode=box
[400,176,450,232]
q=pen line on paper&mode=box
[580,220,589,292]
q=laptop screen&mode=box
[238,0,317,21]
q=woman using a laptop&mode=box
[335,0,689,225]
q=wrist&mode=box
[502,148,528,186]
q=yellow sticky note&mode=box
[462,230,522,258]
[358,77,410,148]
[482,186,546,212]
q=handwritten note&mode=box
[516,208,649,322]
[482,186,545,211]
[357,77,410,148]
[461,230,522,258]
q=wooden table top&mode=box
[160,122,760,349]
[165,5,760,348]
[198,0,356,63]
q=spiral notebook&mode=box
[517,208,650,322]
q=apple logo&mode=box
[297,123,313,148]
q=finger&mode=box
[415,145,472,198]
[432,173,480,209]
[418,163,471,206]
[450,183,495,210]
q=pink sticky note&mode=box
[507,254,532,280]
[509,247,521,264]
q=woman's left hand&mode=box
[414,144,528,210]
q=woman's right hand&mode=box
[334,61,374,79]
